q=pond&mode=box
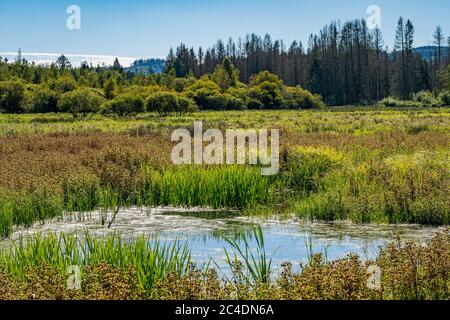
[9,207,446,274]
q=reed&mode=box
[0,232,192,295]
[222,226,274,285]
[0,231,448,300]
[138,165,274,209]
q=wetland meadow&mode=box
[0,108,448,300]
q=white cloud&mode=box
[0,52,137,67]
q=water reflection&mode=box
[9,207,446,274]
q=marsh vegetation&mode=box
[0,106,448,300]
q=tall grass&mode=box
[222,226,274,284]
[291,148,450,225]
[138,166,273,209]
[0,230,448,300]
[0,232,192,295]
[0,165,275,238]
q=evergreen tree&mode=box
[56,54,72,71]
[113,58,123,72]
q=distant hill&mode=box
[125,58,166,74]
[413,46,450,61]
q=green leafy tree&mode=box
[212,58,239,91]
[249,71,283,89]
[146,92,197,116]
[249,81,283,109]
[283,86,324,109]
[50,76,77,93]
[103,78,117,100]
[108,94,145,116]
[26,85,59,113]
[0,80,26,113]
[58,88,104,117]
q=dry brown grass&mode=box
[0,132,173,192]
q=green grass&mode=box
[0,107,448,237]
[289,148,450,225]
[2,230,447,300]
[0,165,275,237]
[0,232,192,296]
[0,107,449,136]
[137,166,273,209]
[222,226,274,285]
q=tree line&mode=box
[1,17,450,116]
[165,18,450,105]
[0,53,324,116]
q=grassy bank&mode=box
[0,231,448,300]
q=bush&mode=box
[58,88,105,117]
[172,77,196,92]
[185,79,221,109]
[379,97,422,108]
[248,81,284,109]
[25,85,59,113]
[413,91,441,107]
[175,95,198,115]
[122,85,164,99]
[107,94,145,116]
[0,80,26,113]
[184,78,239,110]
[249,71,283,89]
[186,78,221,94]
[205,93,245,110]
[438,91,450,106]
[146,92,197,116]
[283,86,325,109]
[226,87,249,104]
[49,76,77,93]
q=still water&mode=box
[10,207,445,273]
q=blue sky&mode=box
[0,0,449,58]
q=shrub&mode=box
[146,92,197,116]
[49,76,77,93]
[122,85,164,99]
[103,78,117,100]
[107,94,145,116]
[379,97,422,108]
[175,95,198,115]
[248,81,284,109]
[194,93,245,110]
[283,86,325,109]
[249,71,283,89]
[25,85,59,113]
[438,90,450,106]
[226,87,249,105]
[57,88,105,117]
[185,79,221,109]
[186,78,221,95]
[0,80,26,113]
[413,91,441,107]
[172,77,196,92]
